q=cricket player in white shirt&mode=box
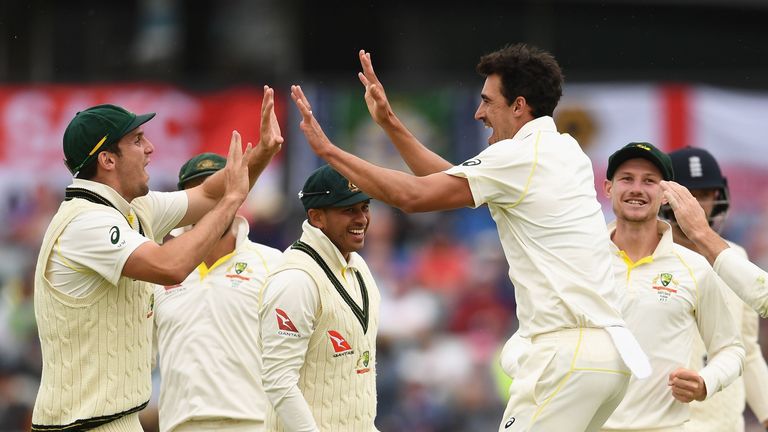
[32,88,281,432]
[289,44,651,431]
[153,153,283,432]
[662,147,768,431]
[601,143,745,432]
[259,165,381,432]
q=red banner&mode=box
[0,85,283,176]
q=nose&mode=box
[145,138,155,154]
[474,103,484,121]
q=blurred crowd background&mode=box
[2,0,768,430]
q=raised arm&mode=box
[181,85,283,226]
[660,180,729,264]
[291,84,473,214]
[358,50,452,175]
[122,136,252,285]
[662,180,768,317]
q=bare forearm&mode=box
[199,146,276,199]
[379,114,453,175]
[131,196,242,285]
[323,145,422,211]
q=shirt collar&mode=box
[299,220,362,273]
[511,116,557,141]
[232,215,251,249]
[70,178,133,219]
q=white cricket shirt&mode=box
[154,216,282,432]
[713,246,768,318]
[603,221,745,430]
[47,178,188,297]
[446,116,625,338]
[686,241,768,431]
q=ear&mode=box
[512,96,528,115]
[96,150,117,172]
[603,179,613,198]
[307,208,325,230]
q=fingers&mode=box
[358,71,371,87]
[290,85,314,120]
[261,85,274,116]
[359,49,380,84]
[227,130,242,162]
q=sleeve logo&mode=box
[276,308,300,337]
[461,158,481,166]
[109,226,120,244]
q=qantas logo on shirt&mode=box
[328,330,354,357]
[276,309,300,337]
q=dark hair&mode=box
[476,43,563,118]
[75,141,122,180]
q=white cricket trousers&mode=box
[498,327,631,432]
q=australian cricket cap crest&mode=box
[63,104,156,176]
[606,142,674,181]
[177,153,227,189]
[299,165,370,211]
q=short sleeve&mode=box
[444,141,535,208]
[55,208,151,286]
[132,190,188,242]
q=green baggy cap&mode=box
[177,153,227,189]
[299,165,371,211]
[606,142,674,181]
[63,104,156,175]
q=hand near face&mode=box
[660,181,711,240]
[358,49,394,126]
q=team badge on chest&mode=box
[651,272,678,303]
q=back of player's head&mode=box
[177,153,226,190]
[666,146,729,221]
[476,43,563,118]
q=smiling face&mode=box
[113,127,155,201]
[604,158,665,224]
[308,200,371,261]
[474,74,530,145]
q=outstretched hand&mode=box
[258,85,284,156]
[358,49,394,126]
[223,130,254,202]
[290,84,335,159]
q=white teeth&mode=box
[350,229,364,235]
[626,200,645,205]
[484,125,491,129]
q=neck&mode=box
[203,225,236,267]
[612,219,661,262]
[91,174,134,203]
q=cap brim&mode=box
[177,169,220,189]
[121,112,156,139]
[329,192,371,208]
[609,147,672,181]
